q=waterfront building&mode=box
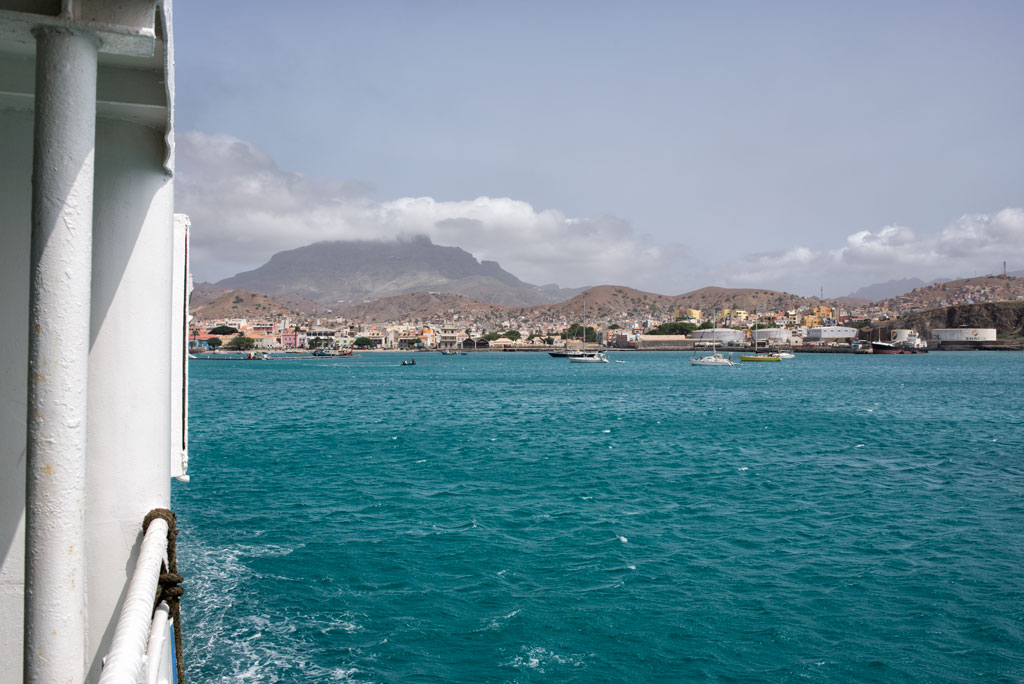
[637,334,690,349]
[281,329,308,349]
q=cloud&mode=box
[176,132,684,288]
[718,247,818,287]
[707,209,1024,296]
[177,132,1022,297]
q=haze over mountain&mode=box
[214,236,586,307]
[848,278,927,301]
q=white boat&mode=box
[571,352,609,363]
[1,6,187,683]
[772,351,796,359]
[691,309,736,366]
[691,352,736,366]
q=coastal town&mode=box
[189,274,1024,353]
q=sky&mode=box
[173,1,1024,297]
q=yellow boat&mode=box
[739,354,781,362]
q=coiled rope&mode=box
[143,508,186,684]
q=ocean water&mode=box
[174,351,1024,683]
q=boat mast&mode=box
[712,309,717,355]
[582,298,586,352]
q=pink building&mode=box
[280,330,308,349]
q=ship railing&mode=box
[99,510,183,684]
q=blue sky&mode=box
[173,1,1024,296]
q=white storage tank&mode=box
[931,328,997,342]
[752,328,792,343]
[691,328,745,345]
[806,326,859,341]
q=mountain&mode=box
[213,236,585,307]
[848,276,961,302]
[848,277,926,301]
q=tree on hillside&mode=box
[353,336,373,348]
[225,334,255,350]
[503,330,521,341]
[209,325,238,335]
[649,321,697,335]
[206,337,222,349]
[562,324,597,342]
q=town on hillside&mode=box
[189,275,1024,352]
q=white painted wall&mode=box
[85,118,174,681]
[0,107,32,684]
[0,3,178,680]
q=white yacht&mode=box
[568,298,608,363]
[691,310,736,366]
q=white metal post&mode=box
[25,26,99,684]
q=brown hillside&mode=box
[672,286,820,312]
[335,292,502,323]
[883,275,1024,312]
[190,289,299,320]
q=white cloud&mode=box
[719,247,818,287]
[707,209,1024,295]
[177,132,1023,297]
[176,132,684,288]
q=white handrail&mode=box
[146,602,172,684]
[98,518,169,684]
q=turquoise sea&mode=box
[174,351,1024,683]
